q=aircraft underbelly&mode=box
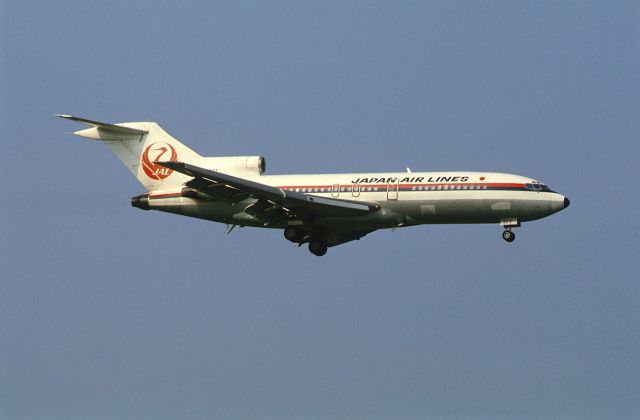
[147,197,244,224]
[391,195,552,224]
[146,192,553,228]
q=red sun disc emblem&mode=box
[141,142,178,180]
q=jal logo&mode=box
[141,142,178,180]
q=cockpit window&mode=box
[525,181,553,192]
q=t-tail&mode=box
[57,115,202,191]
[58,114,267,195]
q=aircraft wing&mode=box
[157,161,380,218]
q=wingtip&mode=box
[55,114,72,119]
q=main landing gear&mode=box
[284,227,328,256]
[284,227,303,243]
[502,229,516,242]
[308,239,328,257]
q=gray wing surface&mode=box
[157,161,381,218]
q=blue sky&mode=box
[1,1,638,419]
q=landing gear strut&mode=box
[308,239,328,256]
[502,229,516,242]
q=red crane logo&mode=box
[141,142,178,180]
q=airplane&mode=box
[58,115,570,256]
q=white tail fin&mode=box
[57,115,201,191]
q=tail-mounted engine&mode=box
[196,156,266,176]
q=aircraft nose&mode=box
[550,194,569,213]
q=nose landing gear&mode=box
[500,218,519,243]
[502,229,516,242]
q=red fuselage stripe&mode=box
[149,183,527,199]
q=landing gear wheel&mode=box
[284,227,302,243]
[308,239,328,256]
[502,230,516,242]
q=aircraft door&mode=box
[387,179,399,200]
[331,183,340,197]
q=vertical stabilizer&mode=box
[57,115,201,191]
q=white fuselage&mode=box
[146,171,567,230]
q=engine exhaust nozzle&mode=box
[131,194,150,210]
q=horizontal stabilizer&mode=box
[56,114,148,138]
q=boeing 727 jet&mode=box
[58,115,570,256]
